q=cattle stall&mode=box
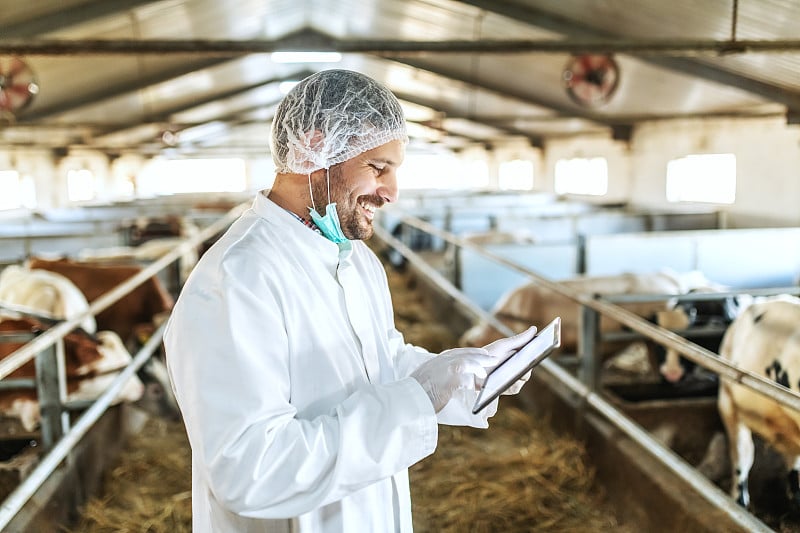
[372,213,800,531]
[0,205,245,532]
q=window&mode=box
[397,153,489,190]
[137,158,247,196]
[554,157,608,195]
[0,170,21,210]
[666,153,736,204]
[498,159,534,190]
[67,169,96,202]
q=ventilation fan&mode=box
[0,57,39,116]
[562,54,619,108]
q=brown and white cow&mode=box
[0,315,144,432]
[459,270,721,364]
[0,262,179,425]
[717,295,800,508]
[0,265,97,334]
[26,257,174,347]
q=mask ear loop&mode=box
[325,168,332,205]
[307,173,317,213]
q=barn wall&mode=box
[537,117,800,228]
[629,117,800,227]
[540,135,632,204]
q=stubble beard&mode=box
[309,165,374,241]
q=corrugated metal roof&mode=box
[0,0,798,157]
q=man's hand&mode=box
[483,326,538,395]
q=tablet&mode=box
[472,317,561,414]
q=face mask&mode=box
[308,203,348,244]
[308,170,351,251]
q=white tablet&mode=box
[472,317,561,414]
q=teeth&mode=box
[359,201,376,213]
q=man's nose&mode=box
[377,171,398,204]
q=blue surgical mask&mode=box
[309,203,347,244]
[308,170,352,252]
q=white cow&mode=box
[459,270,721,364]
[717,295,800,508]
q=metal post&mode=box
[34,339,66,452]
[579,301,601,391]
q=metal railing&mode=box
[375,214,778,532]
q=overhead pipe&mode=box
[2,37,800,56]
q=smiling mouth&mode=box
[358,200,377,220]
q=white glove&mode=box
[483,326,538,395]
[410,347,495,412]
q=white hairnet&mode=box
[271,69,408,174]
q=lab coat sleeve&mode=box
[165,264,437,519]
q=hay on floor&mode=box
[64,415,192,533]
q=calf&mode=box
[27,257,174,347]
[459,271,718,362]
[717,296,800,508]
[0,316,144,431]
[0,265,96,334]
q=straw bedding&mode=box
[66,255,628,532]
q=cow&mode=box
[717,295,800,509]
[653,293,746,383]
[26,257,174,348]
[0,262,180,424]
[459,270,722,365]
[0,315,144,432]
[0,265,97,334]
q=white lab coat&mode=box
[165,192,494,533]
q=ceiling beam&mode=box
[455,0,800,112]
[5,0,167,37]
[4,37,800,56]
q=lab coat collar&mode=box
[252,190,352,269]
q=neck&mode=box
[267,172,319,219]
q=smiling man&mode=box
[164,69,538,533]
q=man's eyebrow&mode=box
[369,157,399,166]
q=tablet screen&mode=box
[472,317,561,414]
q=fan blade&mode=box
[579,55,595,73]
[7,57,28,79]
[8,84,33,98]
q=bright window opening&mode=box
[666,153,736,204]
[398,153,489,190]
[137,158,247,196]
[67,169,96,202]
[498,159,534,190]
[0,170,21,210]
[554,157,608,195]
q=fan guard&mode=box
[0,57,39,116]
[562,54,620,108]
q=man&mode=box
[164,69,538,532]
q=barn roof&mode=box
[1,0,798,158]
